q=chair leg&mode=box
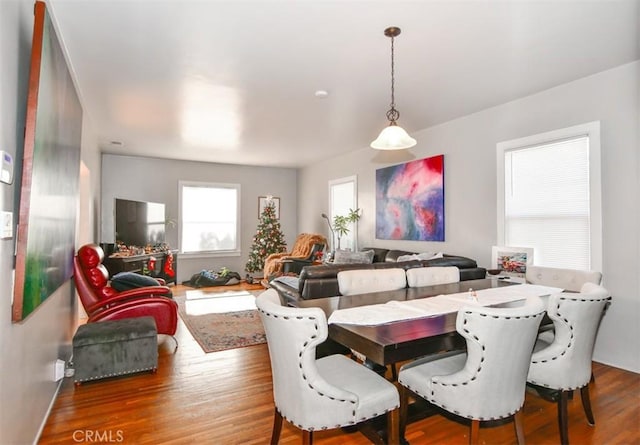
[557,390,570,445]
[513,408,526,445]
[580,385,596,425]
[363,358,388,377]
[170,335,179,353]
[302,430,313,445]
[387,407,400,445]
[399,386,410,441]
[390,363,398,381]
[270,408,283,445]
[469,419,480,445]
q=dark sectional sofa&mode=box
[271,247,486,303]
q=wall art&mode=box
[258,196,280,219]
[376,154,444,241]
[491,246,534,277]
[13,1,82,321]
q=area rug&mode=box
[175,290,266,353]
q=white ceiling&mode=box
[47,0,639,168]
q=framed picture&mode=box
[375,154,444,241]
[491,246,534,277]
[13,1,82,322]
[258,196,280,219]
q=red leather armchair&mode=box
[74,244,178,338]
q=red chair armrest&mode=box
[87,286,172,313]
[88,297,178,336]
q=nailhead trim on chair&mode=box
[403,310,542,421]
[529,295,611,391]
[258,307,361,431]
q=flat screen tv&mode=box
[114,198,166,248]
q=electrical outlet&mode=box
[1,211,12,239]
[54,359,65,382]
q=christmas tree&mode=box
[245,200,287,273]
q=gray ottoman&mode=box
[72,316,158,384]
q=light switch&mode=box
[1,211,13,239]
[0,151,14,184]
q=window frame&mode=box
[328,175,358,252]
[496,121,602,271]
[178,180,241,258]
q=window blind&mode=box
[504,136,591,269]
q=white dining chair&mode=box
[525,265,602,292]
[337,268,407,378]
[337,268,406,296]
[526,265,604,376]
[256,289,400,445]
[527,282,611,445]
[398,296,546,445]
[406,266,460,287]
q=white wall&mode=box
[299,62,640,373]
[101,154,298,282]
[0,1,102,443]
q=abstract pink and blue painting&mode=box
[376,155,444,241]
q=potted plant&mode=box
[322,208,361,252]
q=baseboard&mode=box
[33,377,64,445]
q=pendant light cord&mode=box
[371,26,417,149]
[387,33,400,123]
[390,34,395,110]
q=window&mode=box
[179,181,241,255]
[329,176,358,252]
[497,122,602,270]
[146,202,166,245]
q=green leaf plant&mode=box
[332,208,361,250]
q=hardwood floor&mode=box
[39,283,639,445]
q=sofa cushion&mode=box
[423,255,477,269]
[271,275,300,289]
[333,249,375,264]
[300,263,369,282]
[300,259,422,282]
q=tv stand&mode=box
[103,250,178,285]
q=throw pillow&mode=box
[396,254,419,262]
[333,249,375,264]
[396,252,444,262]
[110,272,161,291]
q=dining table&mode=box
[292,278,556,368]
[291,278,561,445]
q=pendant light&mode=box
[370,27,417,150]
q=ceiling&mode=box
[47,0,638,168]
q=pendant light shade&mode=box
[371,123,417,150]
[371,27,416,150]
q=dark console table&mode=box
[103,250,178,285]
